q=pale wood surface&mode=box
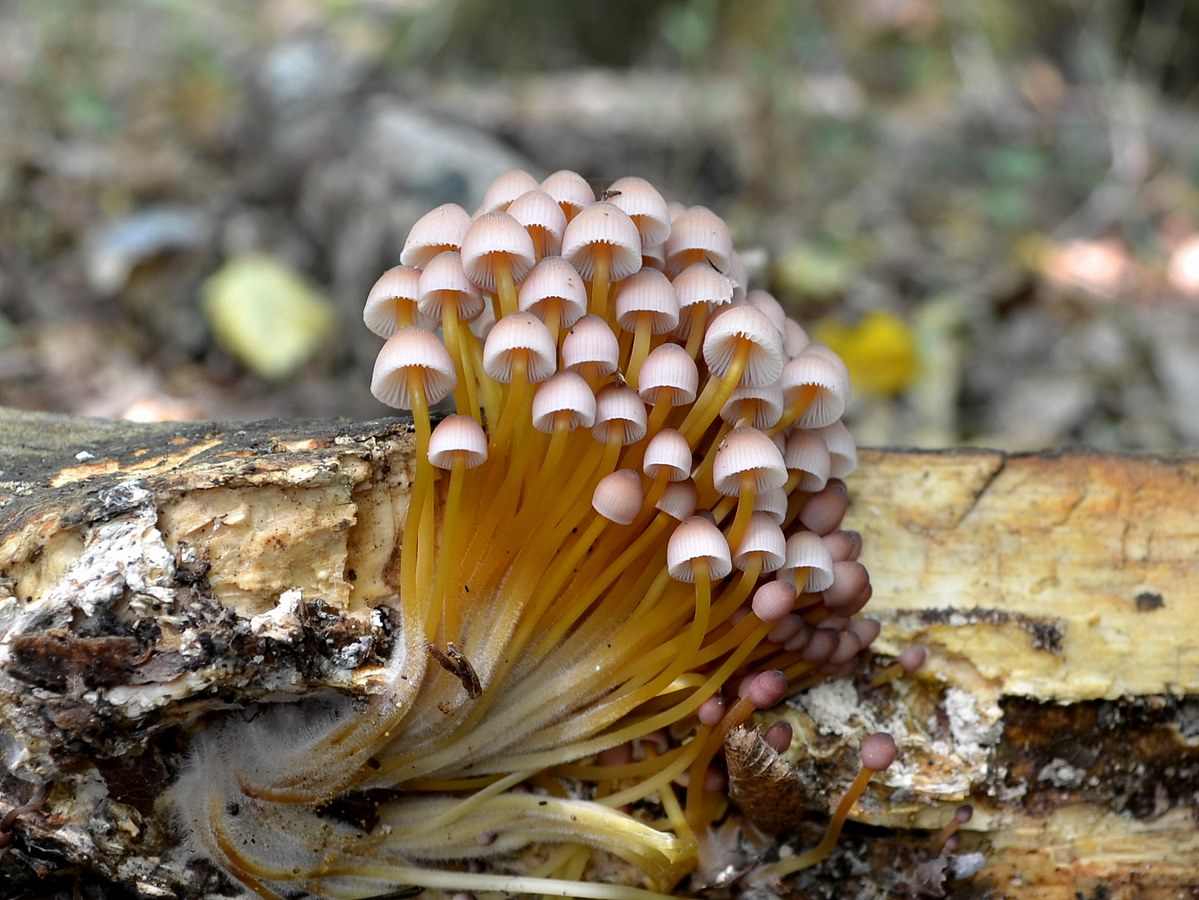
[1,409,1196,898]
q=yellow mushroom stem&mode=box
[643,391,678,439]
[683,694,756,831]
[768,384,818,436]
[531,514,674,655]
[625,311,656,389]
[723,472,758,555]
[394,300,416,329]
[679,339,752,445]
[590,245,612,321]
[683,304,709,359]
[440,306,482,422]
[707,556,762,628]
[492,253,520,318]
[489,353,531,454]
[434,453,473,641]
[543,301,564,347]
[689,422,733,507]
[401,371,436,643]
[494,617,773,773]
[762,763,882,876]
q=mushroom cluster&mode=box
[171,170,894,899]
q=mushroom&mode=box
[172,170,883,900]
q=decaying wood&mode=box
[1,408,1196,898]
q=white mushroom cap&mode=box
[781,344,851,429]
[507,189,567,257]
[711,426,788,496]
[560,202,643,282]
[518,256,588,329]
[428,415,489,469]
[667,515,732,582]
[732,512,786,572]
[370,327,458,409]
[745,289,788,338]
[561,314,620,376]
[754,486,788,524]
[482,311,557,383]
[751,580,798,623]
[540,169,595,219]
[642,428,693,482]
[812,420,858,478]
[531,371,597,433]
[779,530,835,593]
[783,318,810,357]
[591,384,648,445]
[637,343,699,405]
[364,265,436,336]
[656,479,698,521]
[672,262,735,340]
[783,429,831,492]
[417,251,486,321]
[720,381,784,429]
[665,206,733,275]
[702,305,785,388]
[481,169,540,212]
[642,240,666,271]
[461,211,537,292]
[604,176,671,246]
[592,469,644,525]
[672,262,734,310]
[400,203,471,268]
[613,268,680,335]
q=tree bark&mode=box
[1,408,1195,898]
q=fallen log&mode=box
[1,408,1195,898]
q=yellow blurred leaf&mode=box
[814,310,919,396]
[201,254,337,380]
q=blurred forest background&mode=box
[1,0,1197,451]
